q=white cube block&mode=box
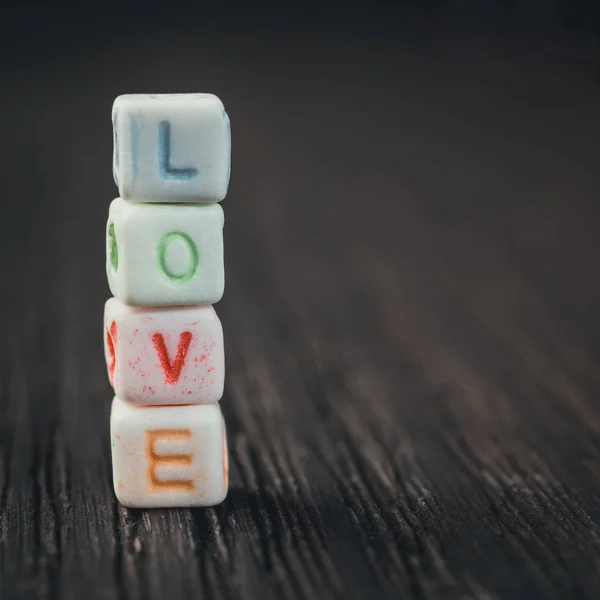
[106,197,224,306]
[111,397,229,508]
[104,298,224,405]
[112,93,231,202]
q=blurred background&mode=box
[3,1,600,598]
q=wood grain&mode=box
[1,23,600,600]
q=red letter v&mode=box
[106,321,117,386]
[152,331,193,384]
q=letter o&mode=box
[157,231,199,283]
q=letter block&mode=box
[111,397,229,508]
[106,197,224,306]
[112,93,231,202]
[104,298,224,405]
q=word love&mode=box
[107,93,231,510]
[111,398,228,508]
[104,299,224,405]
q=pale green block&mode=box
[106,197,224,306]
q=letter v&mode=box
[151,331,193,384]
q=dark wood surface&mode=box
[2,21,600,600]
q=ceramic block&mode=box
[112,93,231,202]
[104,297,224,405]
[106,197,224,306]
[111,397,229,508]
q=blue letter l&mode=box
[158,121,198,180]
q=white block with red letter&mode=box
[110,396,229,508]
[104,298,224,405]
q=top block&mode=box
[112,94,231,202]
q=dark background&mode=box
[3,1,600,71]
[2,1,600,599]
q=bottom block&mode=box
[110,396,228,508]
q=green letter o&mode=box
[157,231,199,283]
[108,223,119,272]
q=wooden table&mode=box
[2,19,600,599]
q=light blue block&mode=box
[112,94,231,202]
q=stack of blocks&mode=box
[105,94,231,508]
